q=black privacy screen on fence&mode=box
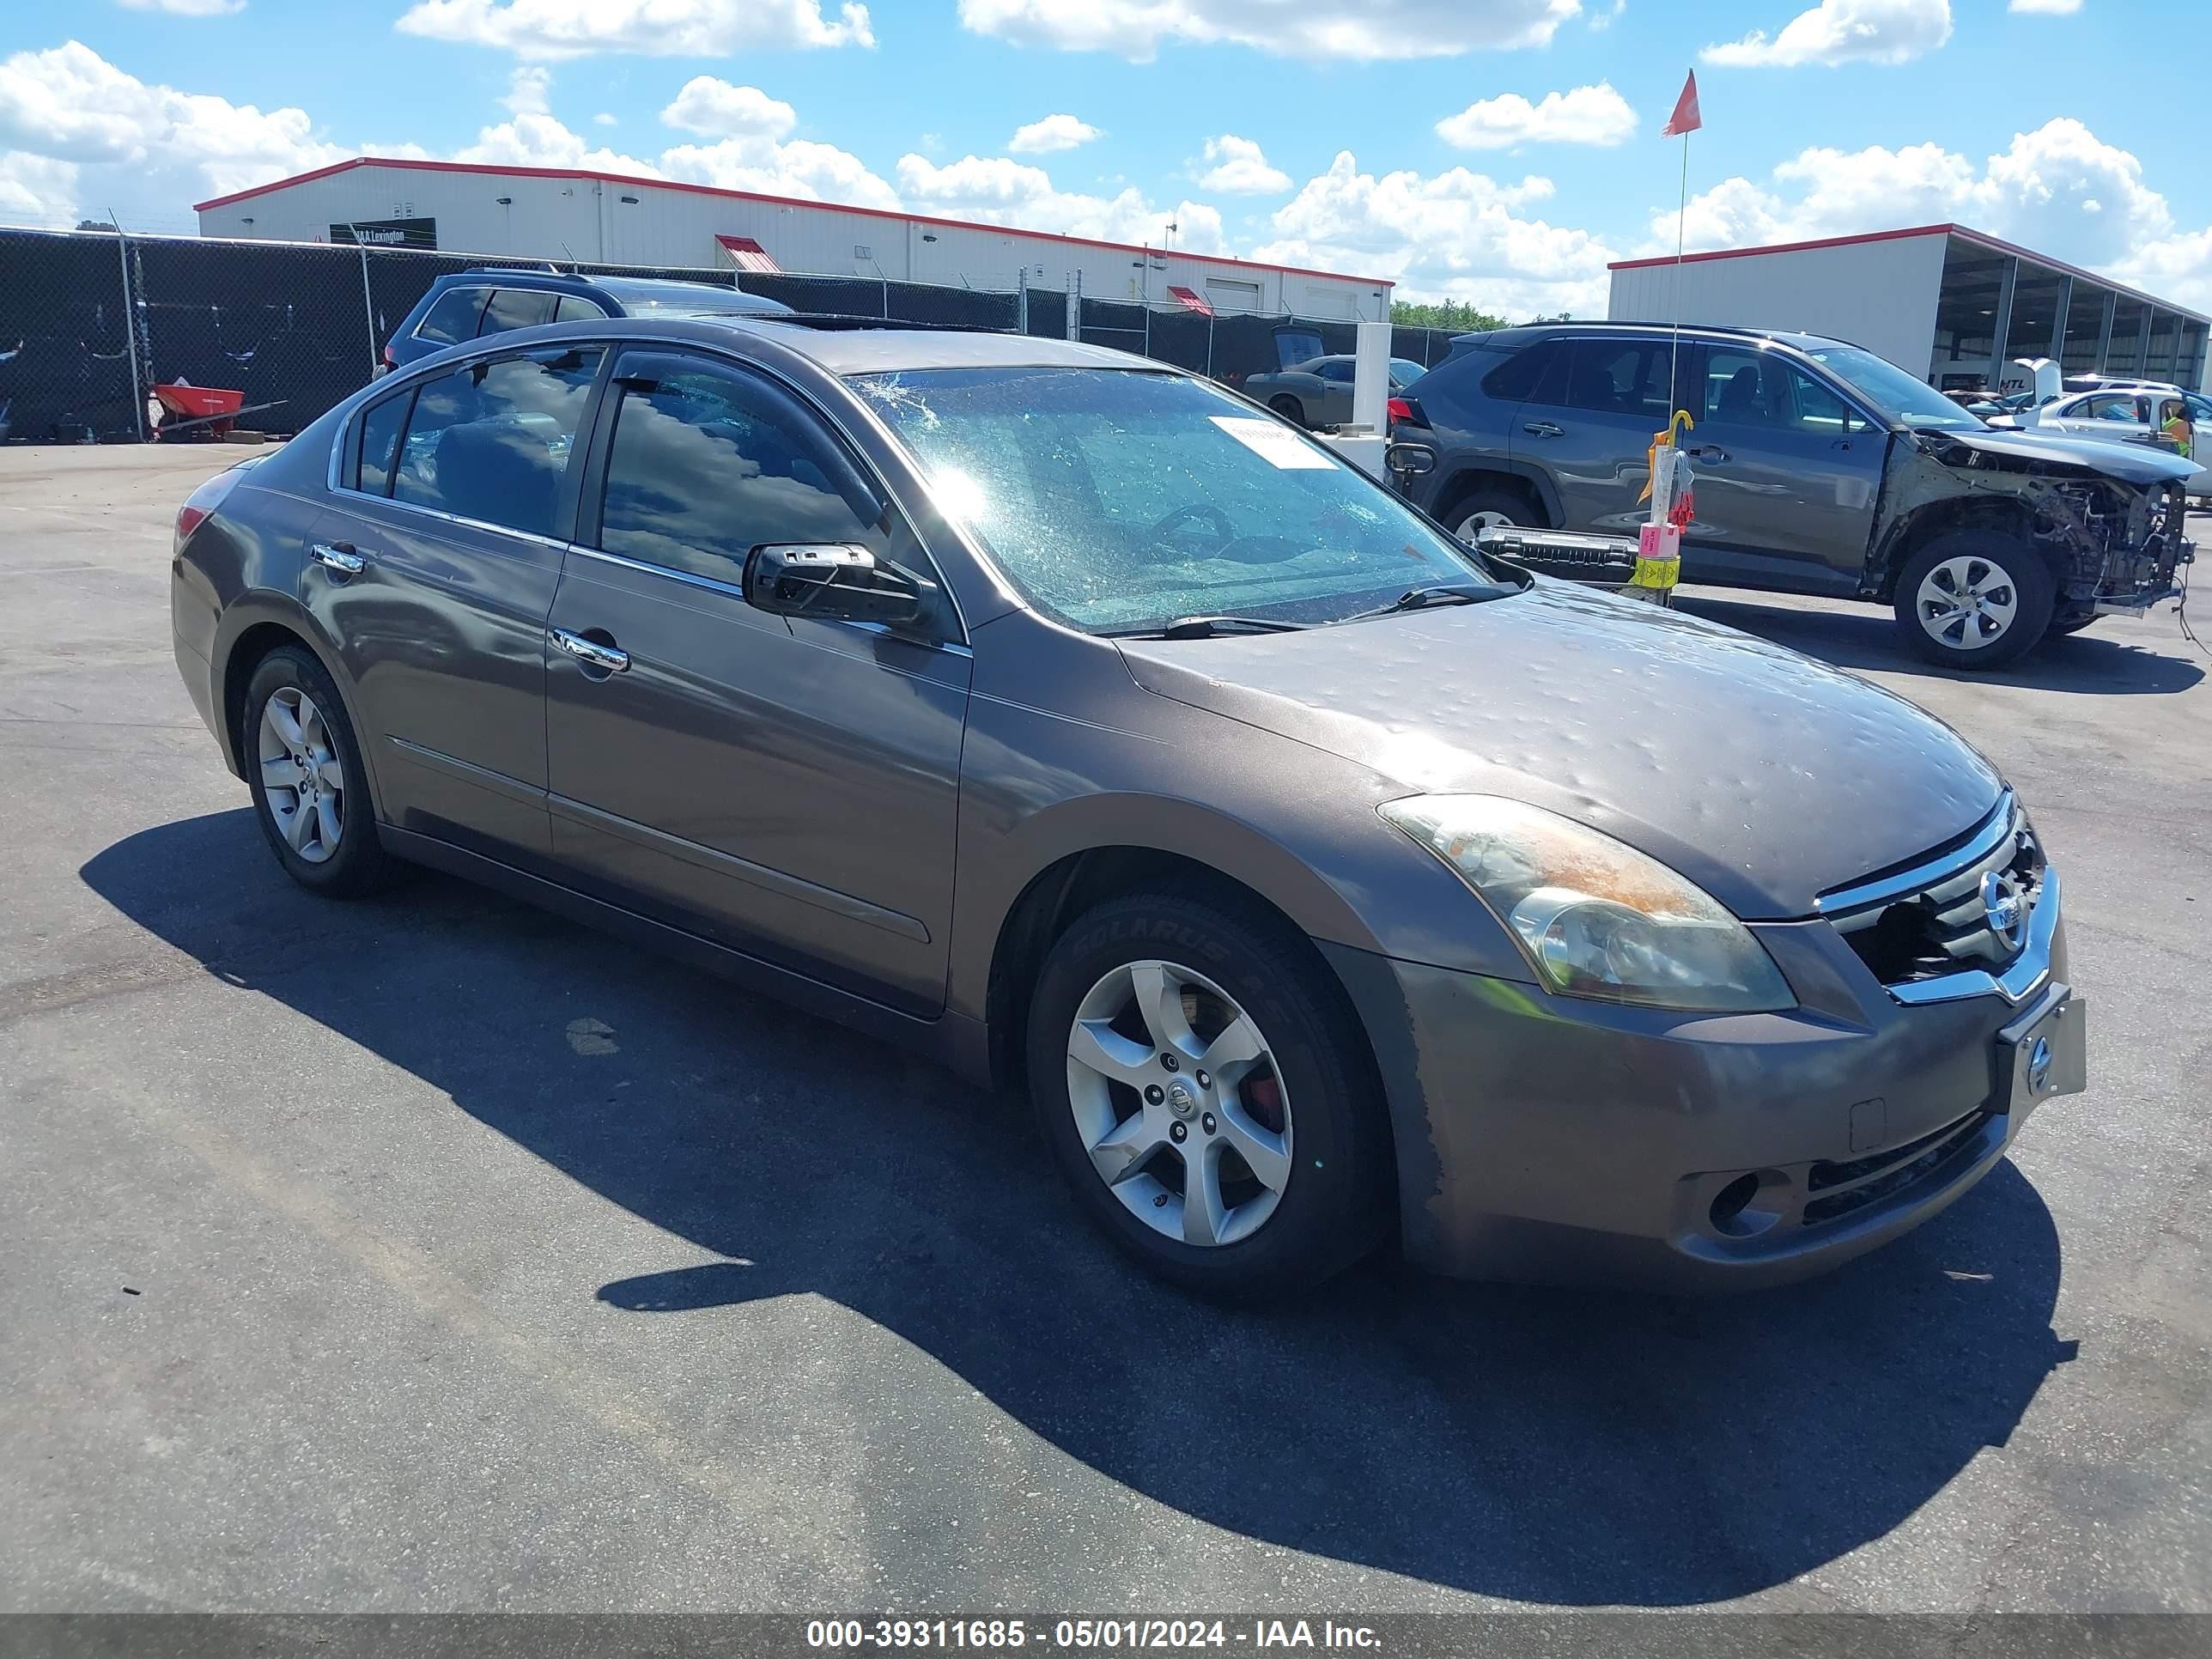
[0,226,1466,444]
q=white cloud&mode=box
[1008,113,1101,154]
[1255,149,1613,316]
[895,151,1224,252]
[395,0,874,60]
[1436,82,1636,149]
[1195,134,1288,193]
[118,0,246,15]
[1650,118,2172,273]
[2008,0,2079,11]
[0,149,78,223]
[958,0,1582,62]
[592,111,617,126]
[662,137,899,210]
[0,40,344,223]
[503,64,551,114]
[660,76,799,139]
[1703,0,1950,67]
[1589,0,1626,26]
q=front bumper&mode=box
[1322,888,2079,1293]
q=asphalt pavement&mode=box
[2,443,2207,1614]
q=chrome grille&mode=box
[1818,795,2045,989]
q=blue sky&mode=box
[3,0,2205,317]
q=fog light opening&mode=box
[1710,1170,1786,1238]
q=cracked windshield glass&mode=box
[854,367,1513,634]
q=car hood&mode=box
[1115,582,2003,921]
[1923,424,2196,485]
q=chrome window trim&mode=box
[1886,867,2059,1007]
[1814,792,2018,917]
[564,545,973,659]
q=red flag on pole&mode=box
[1662,70,1701,137]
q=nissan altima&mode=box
[168,315,2086,1298]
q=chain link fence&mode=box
[0,225,1466,445]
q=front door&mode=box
[1676,343,1886,594]
[542,346,969,1014]
[310,344,603,860]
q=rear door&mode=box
[542,345,969,1013]
[475,287,559,342]
[1515,335,1677,535]
[313,343,603,860]
[1676,343,1883,593]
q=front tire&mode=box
[1025,890,1392,1300]
[241,646,391,897]
[1893,532,2056,670]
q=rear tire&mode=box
[1443,484,1534,544]
[1893,532,2056,670]
[1025,890,1392,1301]
[1268,394,1306,426]
[241,645,391,898]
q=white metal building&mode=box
[1607,223,2211,392]
[193,156,1393,320]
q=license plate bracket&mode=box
[1996,989,2087,1115]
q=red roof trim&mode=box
[1607,223,1958,270]
[1609,220,2210,326]
[195,155,1398,289]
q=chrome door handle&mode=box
[1687,445,1730,464]
[1522,420,1564,439]
[310,542,366,575]
[550,628,630,673]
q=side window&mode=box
[553,295,607,324]
[1480,340,1557,404]
[2086,394,2138,422]
[391,349,604,538]
[1780,363,1864,435]
[1316,361,1354,384]
[1701,346,1780,426]
[477,289,557,336]
[595,350,890,586]
[413,287,489,346]
[1559,339,1674,420]
[356,390,410,495]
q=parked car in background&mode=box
[1391,321,2196,667]
[167,315,2084,1298]
[1244,353,1428,429]
[381,269,791,372]
[2017,385,2212,501]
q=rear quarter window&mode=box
[413,287,490,346]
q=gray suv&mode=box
[1395,323,2194,668]
[170,315,2084,1299]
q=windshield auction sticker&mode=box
[1210,416,1334,469]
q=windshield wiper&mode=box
[1334,582,1500,624]
[1123,615,1311,640]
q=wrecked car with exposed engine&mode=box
[1390,322,2195,667]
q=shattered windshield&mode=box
[850,366,1513,635]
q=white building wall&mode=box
[197,164,1389,319]
[1607,234,1949,379]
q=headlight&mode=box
[1379,795,1796,1013]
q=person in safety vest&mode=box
[2160,398,2193,462]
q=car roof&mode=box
[1451,320,1856,354]
[706,319,1155,375]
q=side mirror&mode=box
[1384,441,1437,482]
[744,543,935,629]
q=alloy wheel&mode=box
[256,685,345,864]
[1916,555,2020,651]
[1455,508,1517,539]
[1064,958,1292,1249]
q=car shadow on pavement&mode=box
[83,811,2080,1608]
[1671,592,2206,695]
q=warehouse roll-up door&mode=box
[1205,278,1262,314]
